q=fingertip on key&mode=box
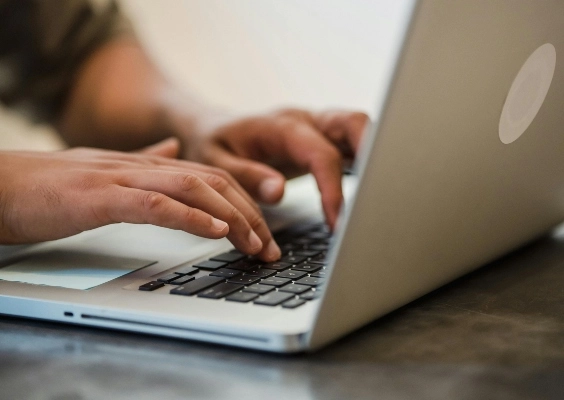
[265,240,282,261]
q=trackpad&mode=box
[0,250,154,290]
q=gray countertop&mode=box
[3,233,564,400]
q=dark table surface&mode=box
[3,230,564,400]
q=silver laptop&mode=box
[1,0,564,352]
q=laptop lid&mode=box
[309,0,564,349]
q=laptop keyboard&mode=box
[138,222,330,309]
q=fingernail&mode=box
[258,178,282,202]
[265,240,281,261]
[212,218,228,232]
[248,230,263,252]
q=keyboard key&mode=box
[173,267,199,276]
[285,222,321,235]
[228,259,261,271]
[243,284,275,295]
[306,231,332,240]
[293,250,321,258]
[261,262,292,271]
[210,252,245,263]
[197,282,243,299]
[296,277,324,286]
[280,255,307,265]
[260,277,291,287]
[227,275,261,285]
[254,291,295,306]
[170,276,224,296]
[157,273,183,283]
[300,291,321,301]
[309,254,327,265]
[282,298,307,309]
[169,275,195,285]
[276,269,307,280]
[244,268,276,278]
[171,264,199,275]
[293,237,315,245]
[309,244,329,251]
[279,284,311,294]
[311,270,328,278]
[210,268,242,279]
[280,243,301,253]
[193,260,227,271]
[139,281,164,291]
[292,263,321,273]
[226,291,259,303]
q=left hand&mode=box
[179,108,369,229]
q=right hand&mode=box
[0,138,281,262]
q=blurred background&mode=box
[0,0,410,151]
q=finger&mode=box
[99,186,229,239]
[138,159,263,214]
[205,146,286,204]
[282,123,344,229]
[71,149,261,212]
[198,169,281,261]
[308,150,343,229]
[138,137,180,158]
[312,111,370,155]
[156,161,262,213]
[135,152,262,211]
[118,170,279,260]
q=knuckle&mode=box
[89,184,121,225]
[176,173,202,192]
[205,173,229,192]
[181,206,194,222]
[141,191,166,212]
[228,206,243,224]
[246,211,265,231]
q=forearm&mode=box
[57,36,219,152]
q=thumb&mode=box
[138,137,180,158]
[209,147,286,203]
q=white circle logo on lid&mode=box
[499,43,556,144]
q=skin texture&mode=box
[0,139,280,261]
[179,108,369,228]
[0,37,368,260]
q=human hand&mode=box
[181,109,369,229]
[0,139,281,261]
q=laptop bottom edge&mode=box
[0,308,310,353]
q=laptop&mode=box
[1,0,564,352]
